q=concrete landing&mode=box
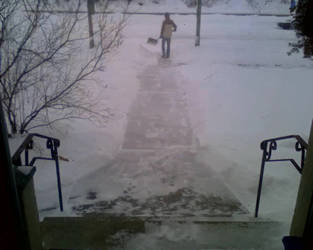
[41,216,285,250]
[41,216,144,250]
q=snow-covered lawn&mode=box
[13,4,313,231]
[106,0,291,15]
[167,14,313,221]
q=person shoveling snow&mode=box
[160,13,177,58]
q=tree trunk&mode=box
[88,0,95,48]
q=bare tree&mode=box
[288,0,313,58]
[0,0,126,134]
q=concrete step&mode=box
[41,215,288,250]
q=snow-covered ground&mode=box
[55,0,291,15]
[8,0,313,248]
[27,11,313,218]
[119,0,291,14]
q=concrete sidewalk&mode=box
[70,59,247,218]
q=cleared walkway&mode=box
[69,59,247,218]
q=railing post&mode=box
[47,138,63,211]
[25,149,29,166]
[54,154,63,212]
[52,140,63,212]
[255,145,267,218]
[301,148,306,170]
[25,140,33,166]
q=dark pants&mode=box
[162,38,171,58]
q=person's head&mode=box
[165,13,170,20]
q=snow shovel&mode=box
[147,37,159,45]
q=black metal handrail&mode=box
[255,135,308,218]
[12,133,63,211]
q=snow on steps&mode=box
[41,215,287,250]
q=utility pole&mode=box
[87,0,95,49]
[195,0,202,46]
